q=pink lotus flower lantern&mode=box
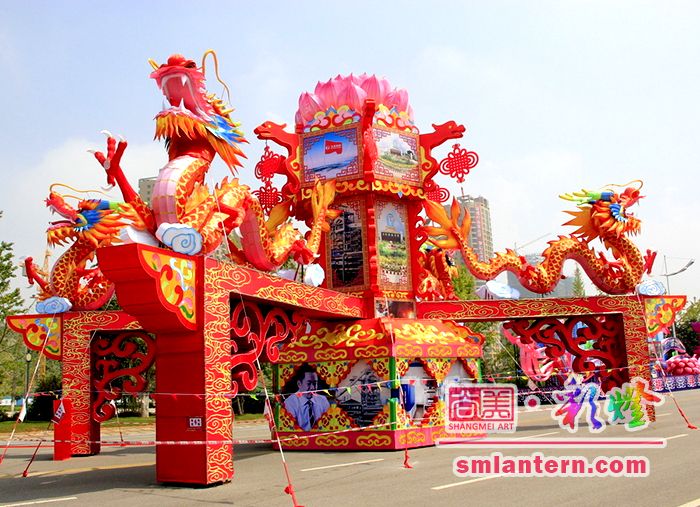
[297,74,413,125]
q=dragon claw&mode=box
[100,129,113,138]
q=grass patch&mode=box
[0,420,52,434]
[236,413,265,421]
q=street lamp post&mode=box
[661,256,695,339]
[25,351,32,396]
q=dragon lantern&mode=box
[9,50,674,489]
[23,185,143,311]
[92,51,338,268]
[423,181,651,295]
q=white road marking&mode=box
[675,497,700,507]
[1,497,78,507]
[432,475,502,490]
[300,458,384,472]
[666,434,689,441]
[512,431,559,440]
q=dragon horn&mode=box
[148,58,159,70]
[201,49,232,105]
[601,179,644,192]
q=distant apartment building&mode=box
[449,195,494,263]
[138,177,157,206]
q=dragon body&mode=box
[416,248,458,301]
[95,52,336,269]
[24,191,138,311]
[423,185,649,295]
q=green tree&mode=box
[572,266,586,297]
[676,299,700,356]
[452,265,477,301]
[0,211,29,406]
[449,265,514,380]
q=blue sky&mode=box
[1,1,698,302]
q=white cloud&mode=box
[0,137,163,304]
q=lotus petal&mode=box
[298,92,323,123]
[336,82,367,111]
[350,72,368,86]
[362,75,390,104]
[386,87,409,112]
[406,104,415,122]
[314,79,336,110]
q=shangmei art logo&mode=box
[446,384,517,433]
[551,374,664,433]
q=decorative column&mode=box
[98,243,232,484]
[7,311,141,458]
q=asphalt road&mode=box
[1,389,699,507]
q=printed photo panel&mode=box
[302,125,361,185]
[282,364,332,431]
[335,360,390,428]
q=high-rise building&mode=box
[138,177,157,206]
[452,195,493,262]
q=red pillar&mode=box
[53,398,72,461]
[98,244,233,485]
[61,313,100,456]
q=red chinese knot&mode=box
[438,143,479,183]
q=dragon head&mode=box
[562,182,644,245]
[149,51,247,170]
[45,189,128,248]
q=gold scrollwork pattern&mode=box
[315,349,349,361]
[357,433,392,447]
[278,350,309,363]
[396,358,411,377]
[354,345,390,358]
[207,445,234,483]
[278,406,302,432]
[380,290,411,300]
[423,399,446,427]
[292,323,384,350]
[315,434,350,447]
[396,404,413,429]
[399,430,426,445]
[371,405,391,427]
[421,358,454,383]
[393,322,466,345]
[203,261,234,482]
[253,285,363,318]
[426,345,453,357]
[208,261,253,291]
[281,436,310,447]
[369,358,391,380]
[396,344,423,357]
[316,405,356,432]
[278,363,300,386]
[455,344,482,357]
[420,299,599,320]
[311,361,355,386]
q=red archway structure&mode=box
[96,243,366,483]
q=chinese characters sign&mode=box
[551,374,663,433]
[446,384,517,433]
